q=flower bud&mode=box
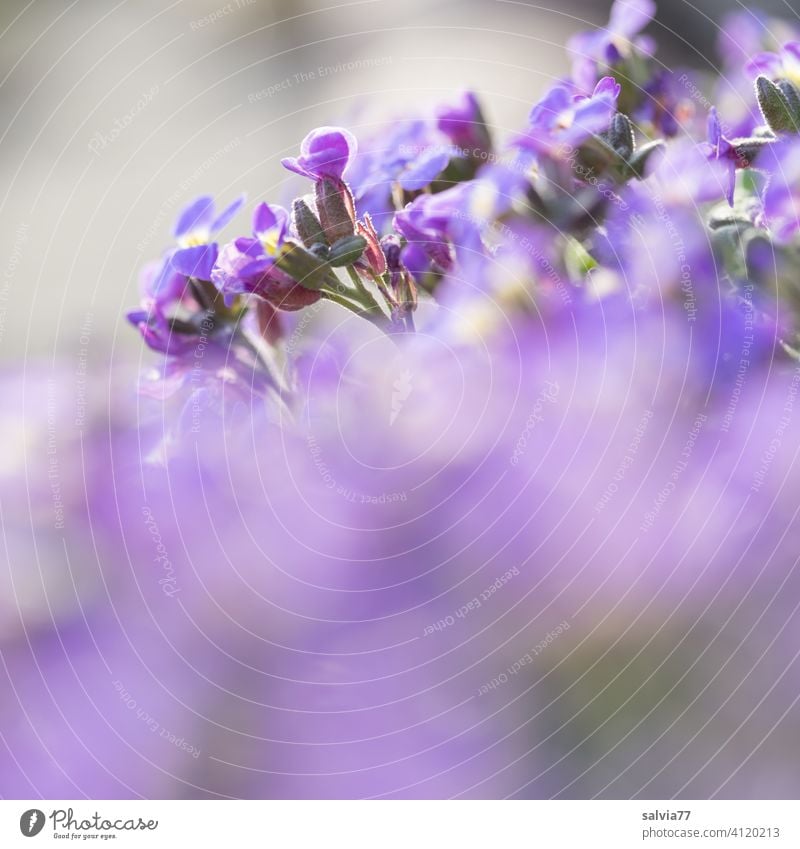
[292,197,328,247]
[355,214,387,276]
[327,234,367,267]
[382,234,418,314]
[607,112,635,161]
[315,176,357,243]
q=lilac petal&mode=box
[572,95,617,136]
[746,52,782,79]
[609,0,656,38]
[171,244,219,280]
[174,196,215,239]
[282,127,358,182]
[211,194,246,233]
[592,75,621,100]
[636,34,656,57]
[707,107,722,149]
[252,203,288,239]
[783,42,800,63]
[239,258,274,278]
[301,126,357,179]
[145,256,188,308]
[724,163,736,207]
[398,150,450,191]
[529,85,573,128]
[234,236,267,259]
[126,308,149,327]
[280,156,312,180]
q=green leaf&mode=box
[628,140,665,178]
[327,235,367,267]
[755,76,800,134]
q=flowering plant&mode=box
[7,0,800,801]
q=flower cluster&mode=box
[129,0,800,417]
[9,0,800,802]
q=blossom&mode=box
[567,0,656,91]
[762,136,800,240]
[746,40,800,87]
[703,107,739,205]
[281,126,357,182]
[93,0,800,800]
[169,194,245,280]
[512,77,620,159]
[211,202,322,311]
[346,119,451,229]
[436,90,492,154]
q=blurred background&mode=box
[1,0,799,364]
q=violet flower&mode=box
[567,0,656,92]
[281,126,357,182]
[169,194,245,280]
[436,90,492,155]
[703,107,739,206]
[512,77,621,159]
[746,40,800,86]
[211,202,322,311]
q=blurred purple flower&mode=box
[512,77,620,159]
[568,0,656,91]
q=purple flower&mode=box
[512,77,620,159]
[394,163,529,282]
[762,136,800,240]
[213,241,321,312]
[568,0,656,92]
[347,119,452,230]
[126,302,198,357]
[703,107,738,206]
[746,41,800,86]
[170,194,245,280]
[394,183,482,278]
[436,90,492,154]
[281,126,357,182]
[211,202,321,311]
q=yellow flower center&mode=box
[260,231,280,255]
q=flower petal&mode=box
[211,194,246,233]
[174,196,215,239]
[170,244,219,280]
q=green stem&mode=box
[321,290,393,332]
[345,267,386,316]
